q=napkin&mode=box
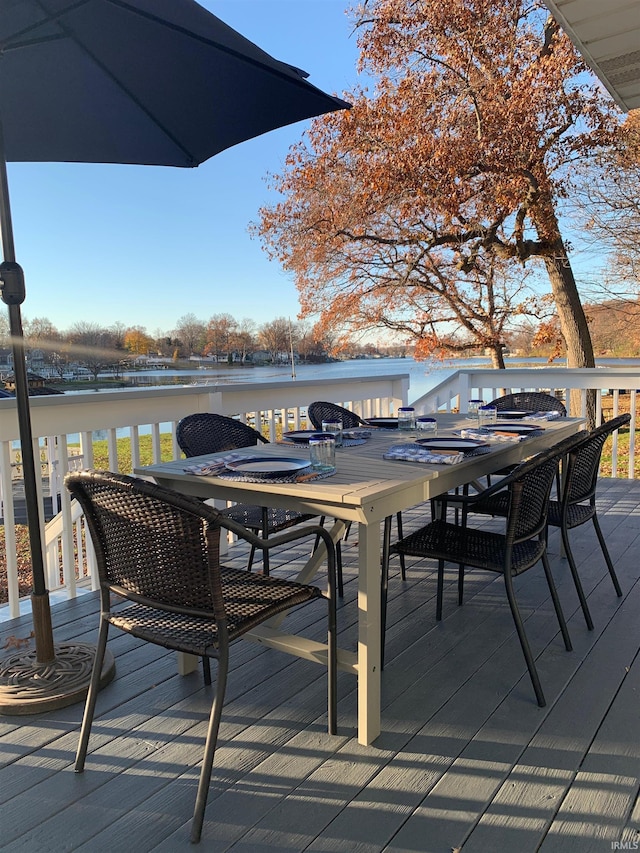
[184,452,248,475]
[384,444,464,464]
[523,411,562,421]
[460,429,522,442]
[343,428,372,439]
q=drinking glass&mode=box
[397,407,416,430]
[309,434,336,471]
[321,420,343,447]
[468,399,484,422]
[416,416,437,436]
[478,406,497,427]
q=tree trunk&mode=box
[535,209,596,423]
[489,345,506,369]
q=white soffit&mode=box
[542,0,640,111]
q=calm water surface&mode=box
[117,355,640,402]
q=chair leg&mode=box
[396,512,406,580]
[592,514,623,597]
[75,616,110,773]
[246,544,256,572]
[335,541,344,599]
[560,525,594,630]
[191,654,229,844]
[457,564,465,606]
[436,559,445,621]
[503,569,546,707]
[327,588,338,736]
[261,508,270,576]
[541,552,572,652]
[202,657,212,685]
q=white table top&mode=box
[137,414,585,524]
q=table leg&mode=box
[357,519,381,745]
[176,651,198,675]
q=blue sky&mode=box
[6,1,361,336]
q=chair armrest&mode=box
[219,517,337,591]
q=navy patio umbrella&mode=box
[0,0,349,712]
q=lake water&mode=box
[116,355,536,401]
[114,354,640,402]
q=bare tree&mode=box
[258,317,290,363]
[173,313,206,357]
[66,322,122,379]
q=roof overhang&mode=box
[541,0,640,111]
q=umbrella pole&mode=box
[0,128,114,713]
[7,305,55,661]
[0,153,54,665]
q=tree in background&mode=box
[204,313,237,360]
[257,0,619,382]
[573,111,640,298]
[258,317,291,363]
[124,326,155,356]
[230,318,257,363]
[173,313,206,358]
[66,322,125,380]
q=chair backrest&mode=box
[563,413,631,506]
[308,401,365,430]
[484,433,585,545]
[65,470,226,620]
[488,391,566,415]
[177,412,268,457]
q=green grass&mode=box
[89,433,177,474]
[600,428,639,478]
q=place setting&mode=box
[281,424,372,447]
[185,452,337,483]
[383,434,491,465]
[459,423,545,441]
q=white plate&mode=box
[224,457,312,477]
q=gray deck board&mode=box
[1,477,639,852]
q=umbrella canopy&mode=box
[0,0,349,703]
[0,0,349,165]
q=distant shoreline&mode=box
[36,354,640,398]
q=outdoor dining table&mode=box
[135,412,585,745]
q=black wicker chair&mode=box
[177,413,324,580]
[488,391,567,416]
[66,470,337,845]
[307,401,368,430]
[381,433,584,706]
[481,391,567,488]
[547,413,630,626]
[458,415,630,631]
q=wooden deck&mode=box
[1,477,639,852]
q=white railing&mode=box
[411,365,640,416]
[0,373,409,618]
[411,366,637,480]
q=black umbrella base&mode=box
[0,643,115,715]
